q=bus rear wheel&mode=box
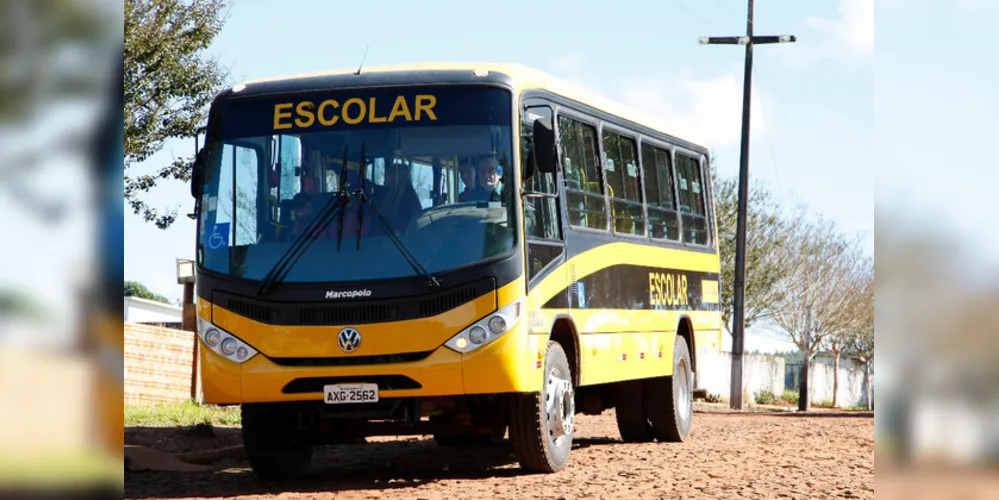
[614,380,654,442]
[646,335,694,442]
[241,403,313,481]
[509,340,575,473]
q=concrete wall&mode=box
[697,350,786,403]
[695,348,872,408]
[124,296,183,326]
[124,322,197,405]
[807,354,872,408]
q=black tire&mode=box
[509,341,575,473]
[614,379,654,442]
[241,403,313,481]
[647,335,694,442]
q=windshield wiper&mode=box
[335,145,350,252]
[355,143,367,251]
[362,197,441,287]
[257,187,347,296]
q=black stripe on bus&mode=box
[541,264,720,311]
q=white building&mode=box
[123,296,183,329]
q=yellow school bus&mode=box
[189,62,722,479]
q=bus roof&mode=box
[237,62,709,151]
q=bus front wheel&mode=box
[509,340,575,473]
[241,403,313,480]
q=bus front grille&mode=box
[214,277,494,326]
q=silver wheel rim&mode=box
[545,368,575,447]
[677,358,691,424]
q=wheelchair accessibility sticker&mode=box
[208,223,230,249]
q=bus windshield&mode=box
[196,85,516,284]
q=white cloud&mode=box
[619,73,769,151]
[544,55,771,152]
[801,0,874,63]
[151,272,180,303]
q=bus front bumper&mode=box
[199,324,545,405]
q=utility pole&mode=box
[699,0,795,410]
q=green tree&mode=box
[712,169,794,335]
[845,277,875,411]
[124,0,231,229]
[770,215,869,411]
[825,262,874,408]
[124,280,171,304]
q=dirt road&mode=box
[125,406,874,499]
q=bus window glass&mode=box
[676,153,708,245]
[559,116,606,230]
[602,129,643,235]
[197,86,516,283]
[641,143,679,241]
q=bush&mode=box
[754,389,775,405]
[780,390,800,405]
[705,392,723,403]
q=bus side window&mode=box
[641,143,679,241]
[523,105,563,281]
[559,116,606,231]
[676,153,708,245]
[602,129,643,236]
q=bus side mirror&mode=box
[190,148,205,199]
[190,126,207,199]
[532,118,557,174]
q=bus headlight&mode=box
[197,316,259,364]
[445,300,523,354]
[469,325,487,345]
[204,329,222,346]
[488,316,506,334]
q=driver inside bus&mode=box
[287,192,316,240]
[462,156,503,203]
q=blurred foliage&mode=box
[123,280,171,304]
[124,0,231,229]
[0,0,108,122]
[0,290,48,321]
[0,0,117,224]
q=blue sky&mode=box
[112,0,994,351]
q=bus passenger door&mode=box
[521,102,569,316]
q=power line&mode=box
[668,0,787,199]
[710,0,740,15]
[751,71,785,196]
[666,0,722,30]
[699,0,797,411]
[621,0,788,198]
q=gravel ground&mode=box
[125,405,874,499]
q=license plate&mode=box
[323,383,379,404]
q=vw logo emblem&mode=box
[337,328,361,353]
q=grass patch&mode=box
[778,390,800,405]
[125,400,241,427]
[754,389,776,405]
[704,392,723,403]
